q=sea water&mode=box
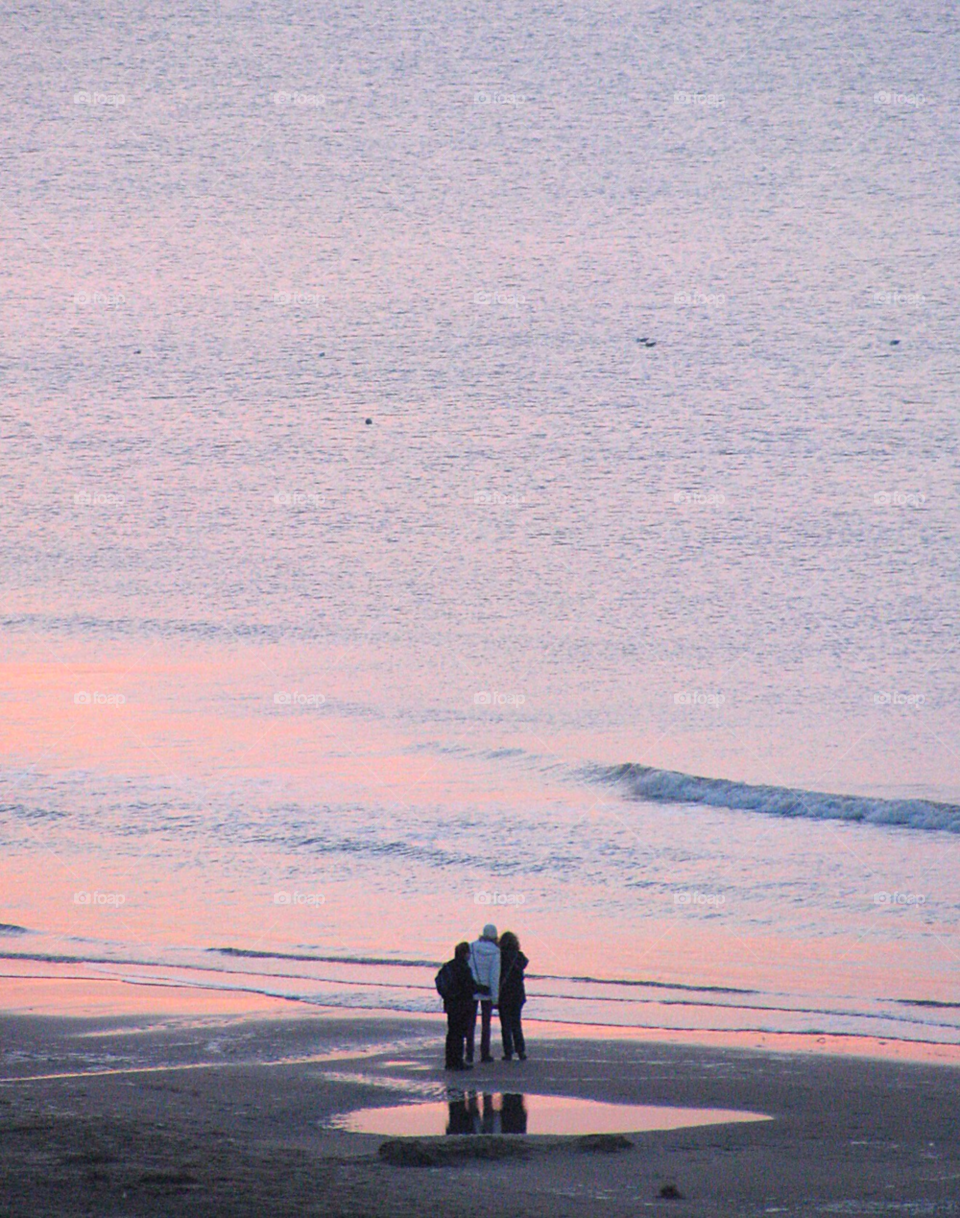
[1,0,957,1052]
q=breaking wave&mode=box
[595,764,960,833]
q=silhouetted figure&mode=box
[466,924,501,1064]
[446,1093,479,1134]
[498,931,528,1060]
[480,1091,499,1134]
[437,941,477,1070]
[500,1092,528,1134]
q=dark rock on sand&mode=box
[380,1132,631,1166]
[379,1137,530,1166]
[576,1133,633,1153]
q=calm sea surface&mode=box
[1,0,958,1052]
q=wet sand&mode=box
[1,999,958,1217]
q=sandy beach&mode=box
[1,989,957,1217]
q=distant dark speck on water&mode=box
[889,339,900,346]
[365,418,373,425]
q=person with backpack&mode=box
[436,941,475,1070]
[466,924,501,1064]
[497,930,528,1060]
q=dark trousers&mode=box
[445,1002,473,1068]
[465,999,494,1062]
[500,1002,525,1057]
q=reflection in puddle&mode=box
[447,1091,529,1135]
[335,1091,772,1137]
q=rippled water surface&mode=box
[1,0,958,1051]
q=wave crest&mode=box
[595,764,960,833]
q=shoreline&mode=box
[1,1007,958,1216]
[1,974,958,1070]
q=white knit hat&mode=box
[481,924,498,941]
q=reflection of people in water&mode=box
[446,1092,481,1135]
[500,1093,528,1134]
[446,1092,527,1136]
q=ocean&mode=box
[1,0,957,1054]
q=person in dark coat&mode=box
[443,941,476,1070]
[497,931,528,1060]
[500,1092,528,1133]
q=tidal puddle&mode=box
[333,1091,771,1137]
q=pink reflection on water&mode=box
[336,1091,771,1137]
[2,637,957,1060]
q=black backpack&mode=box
[435,960,458,1000]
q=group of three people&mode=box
[437,923,529,1070]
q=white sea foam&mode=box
[598,764,960,833]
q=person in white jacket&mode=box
[466,924,501,1064]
